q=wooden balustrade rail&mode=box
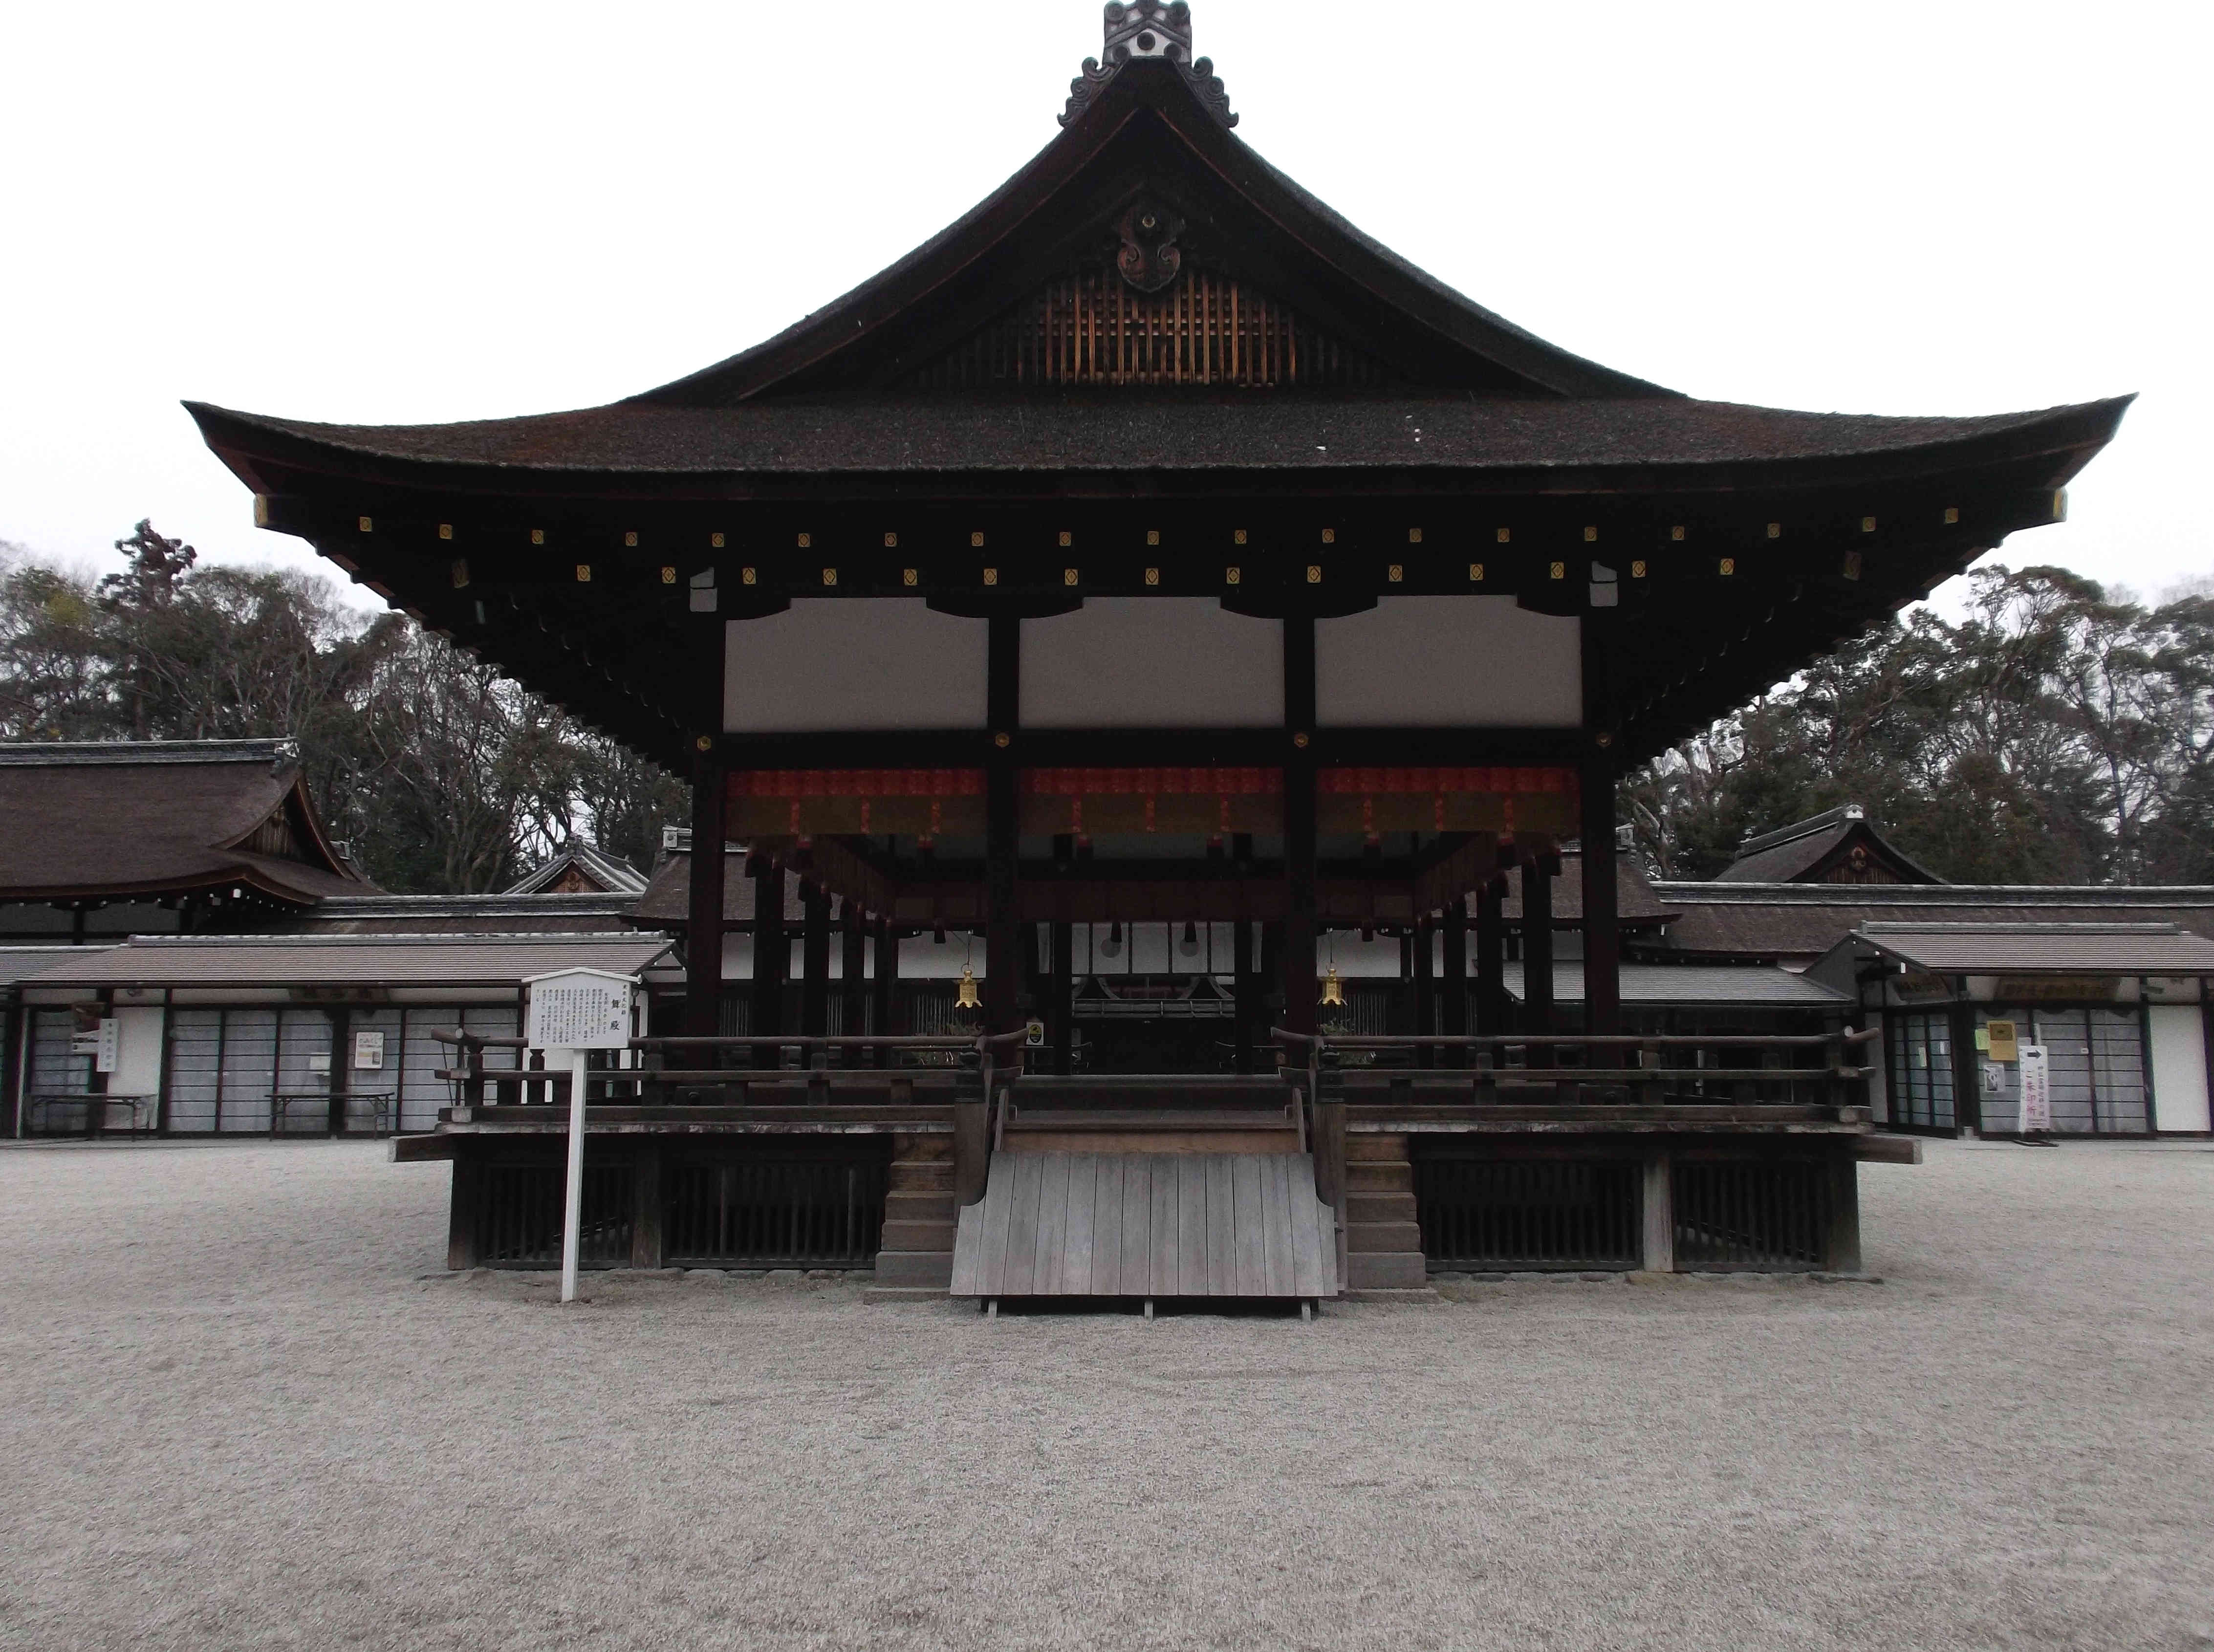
[1271,1027,1874,1115]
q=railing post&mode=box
[1826,1149,1863,1273]
[1641,1152,1674,1273]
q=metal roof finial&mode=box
[1063,2,1237,130]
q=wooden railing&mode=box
[430,1029,1031,1111]
[1272,1027,1878,1116]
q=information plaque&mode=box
[524,968,637,1051]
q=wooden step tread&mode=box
[1007,1109,1291,1130]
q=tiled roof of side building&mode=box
[1501,961,1851,1007]
[1712,804,1944,884]
[1844,922,2214,975]
[0,739,369,905]
[22,933,678,989]
[0,945,116,988]
[1489,851,1678,926]
[633,850,812,928]
[1650,883,2214,962]
[504,843,649,896]
[287,893,646,935]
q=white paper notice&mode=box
[2018,1044,2052,1133]
[525,970,634,1051]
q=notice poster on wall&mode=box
[2018,1044,2052,1133]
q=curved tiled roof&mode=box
[190,395,2122,486]
[0,740,367,906]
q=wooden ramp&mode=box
[951,1152,1339,1302]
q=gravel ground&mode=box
[0,1138,2208,1652]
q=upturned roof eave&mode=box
[184,394,2132,506]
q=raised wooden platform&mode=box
[952,1152,1338,1302]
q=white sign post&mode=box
[524,968,639,1304]
[2018,1043,2052,1135]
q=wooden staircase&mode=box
[1342,1132,1430,1291]
[873,1132,959,1289]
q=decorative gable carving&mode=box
[905,262,1391,391]
[1116,198,1184,292]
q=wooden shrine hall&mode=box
[190,3,2125,1302]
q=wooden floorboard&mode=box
[1154,1157,1182,1298]
[1002,1152,1042,1295]
[1064,1153,1097,1294]
[1235,1155,1266,1296]
[1115,1155,1145,1296]
[1035,1152,1069,1295]
[1260,1154,1290,1298]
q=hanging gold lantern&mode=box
[955,965,981,1012]
[1320,966,1345,1007]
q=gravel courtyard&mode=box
[0,1140,2207,1651]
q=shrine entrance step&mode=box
[996,1074,1304,1156]
[951,1152,1338,1304]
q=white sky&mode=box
[2,0,2207,610]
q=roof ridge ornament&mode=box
[1061,2,1238,130]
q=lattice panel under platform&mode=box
[476,1161,631,1269]
[1673,1160,1833,1272]
[1413,1157,1640,1271]
[663,1152,889,1269]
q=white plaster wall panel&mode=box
[2147,1004,2211,1132]
[110,1005,164,1099]
[725,600,988,732]
[1316,597,1582,727]
[1021,599,1283,728]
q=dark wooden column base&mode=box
[447,1149,482,1271]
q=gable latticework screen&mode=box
[908,267,1391,391]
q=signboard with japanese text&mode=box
[1984,1020,2019,1064]
[524,969,637,1051]
[2018,1044,2052,1132]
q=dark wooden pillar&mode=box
[841,904,867,1048]
[1441,896,1468,1066]
[1048,920,1073,1076]
[984,614,1020,1032]
[1523,856,1556,1063]
[1475,879,1505,1037]
[684,748,727,1039]
[1281,616,1319,1037]
[800,881,831,1037]
[1412,915,1435,1066]
[873,915,897,1065]
[750,856,785,1043]
[1579,603,1623,1040]
[682,582,728,1041]
[1825,1148,1863,1273]
[1233,919,1257,1074]
[447,1147,482,1270]
[325,1003,352,1136]
[1580,749,1622,1039]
